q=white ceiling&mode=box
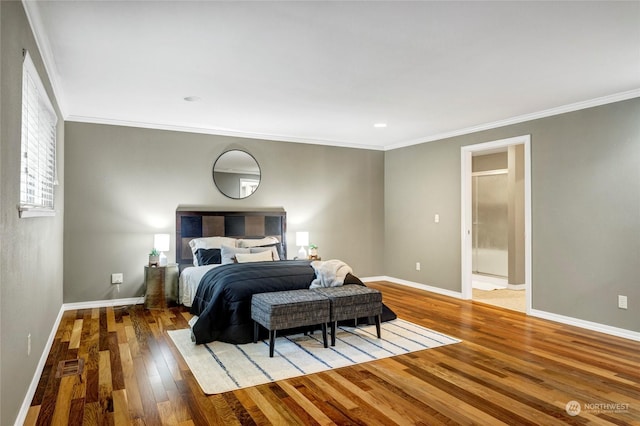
[24,1,640,151]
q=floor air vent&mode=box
[55,358,85,379]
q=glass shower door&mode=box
[472,172,508,277]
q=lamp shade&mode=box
[295,231,309,247]
[154,233,170,252]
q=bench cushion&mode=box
[312,285,382,321]
[251,289,330,330]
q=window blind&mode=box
[19,51,58,217]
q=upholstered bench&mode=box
[251,289,330,357]
[312,285,383,346]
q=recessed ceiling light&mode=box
[374,123,387,128]
[183,96,201,102]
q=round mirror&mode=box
[212,150,261,199]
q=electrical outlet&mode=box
[27,333,31,356]
[434,214,440,223]
[111,273,123,284]
[618,295,628,310]
[416,262,421,271]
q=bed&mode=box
[176,207,395,345]
[176,207,290,307]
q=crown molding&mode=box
[66,115,386,151]
[21,0,68,117]
[385,89,640,151]
[68,88,640,153]
[21,0,640,153]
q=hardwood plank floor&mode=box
[26,282,640,425]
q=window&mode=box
[239,178,259,198]
[19,51,58,217]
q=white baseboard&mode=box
[361,276,387,283]
[529,309,640,342]
[507,284,526,291]
[14,305,65,426]
[63,297,144,310]
[362,276,463,299]
[472,273,507,287]
[363,276,639,342]
[14,297,145,426]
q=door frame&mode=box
[460,135,532,313]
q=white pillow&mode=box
[237,237,279,248]
[235,250,274,263]
[189,237,237,266]
[221,245,250,264]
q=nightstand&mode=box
[144,264,178,309]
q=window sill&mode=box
[18,206,56,218]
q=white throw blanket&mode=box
[309,259,352,288]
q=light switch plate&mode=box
[618,295,628,309]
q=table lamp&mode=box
[154,233,170,267]
[296,231,309,260]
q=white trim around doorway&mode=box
[460,135,532,313]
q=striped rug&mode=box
[168,319,461,394]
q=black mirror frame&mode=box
[212,150,261,199]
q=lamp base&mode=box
[159,252,167,267]
[297,246,307,260]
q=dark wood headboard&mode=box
[175,207,287,268]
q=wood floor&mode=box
[25,281,640,425]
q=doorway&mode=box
[461,135,531,313]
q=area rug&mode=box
[168,319,461,394]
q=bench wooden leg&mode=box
[253,321,259,343]
[330,321,337,346]
[375,314,381,338]
[269,330,276,357]
[322,323,328,348]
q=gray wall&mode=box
[0,2,65,424]
[64,123,385,302]
[385,98,640,332]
